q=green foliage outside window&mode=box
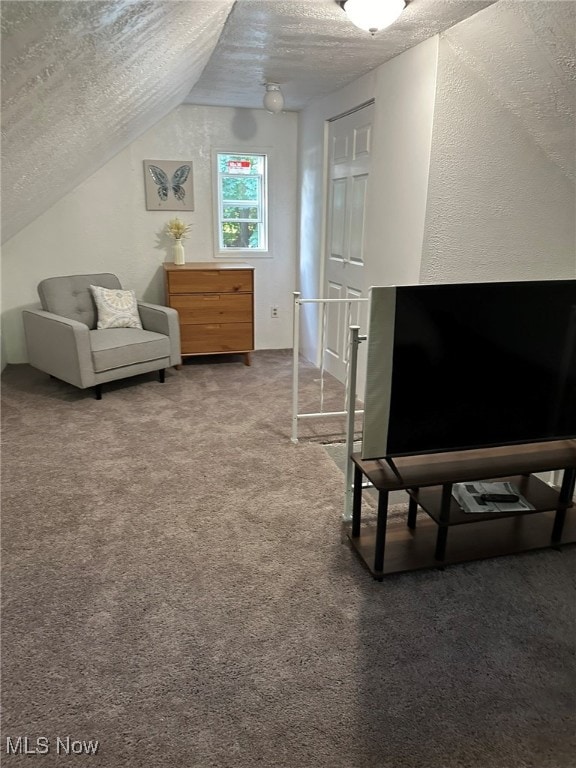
[223,205,258,220]
[221,177,259,201]
[221,222,259,248]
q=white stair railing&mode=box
[291,291,368,444]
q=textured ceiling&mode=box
[6,0,555,245]
[186,0,497,110]
[1,0,235,243]
[0,0,497,243]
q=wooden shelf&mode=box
[346,510,576,577]
[409,474,572,526]
[355,440,576,491]
[349,440,576,579]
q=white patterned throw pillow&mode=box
[90,285,143,329]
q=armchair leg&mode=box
[158,369,165,383]
[93,385,102,400]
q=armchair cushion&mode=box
[90,285,143,329]
[38,273,121,329]
[89,329,170,373]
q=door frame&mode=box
[317,99,375,372]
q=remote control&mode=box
[480,493,519,503]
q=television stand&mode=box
[347,440,576,580]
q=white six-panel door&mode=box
[324,103,374,387]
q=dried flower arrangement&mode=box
[166,217,192,240]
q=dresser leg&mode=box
[244,353,252,366]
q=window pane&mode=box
[221,176,259,201]
[218,154,264,175]
[221,222,261,249]
[215,152,267,252]
[223,205,259,221]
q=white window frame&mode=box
[212,149,270,257]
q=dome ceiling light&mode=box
[337,0,406,35]
[263,82,284,114]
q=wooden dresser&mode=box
[163,262,254,365]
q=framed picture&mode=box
[143,160,194,211]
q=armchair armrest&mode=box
[138,302,181,367]
[22,310,95,389]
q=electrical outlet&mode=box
[270,306,279,318]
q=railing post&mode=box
[291,292,301,444]
[344,325,362,520]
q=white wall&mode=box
[1,105,298,363]
[363,37,439,287]
[421,3,576,282]
[297,37,439,364]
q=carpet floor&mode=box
[1,350,575,767]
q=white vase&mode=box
[172,239,185,265]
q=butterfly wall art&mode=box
[143,160,194,211]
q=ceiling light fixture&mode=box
[263,82,284,114]
[338,0,406,35]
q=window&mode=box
[215,152,268,252]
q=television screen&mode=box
[361,279,576,460]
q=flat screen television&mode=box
[361,279,576,460]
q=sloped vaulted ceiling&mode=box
[0,0,235,243]
[443,0,575,184]
[1,0,500,244]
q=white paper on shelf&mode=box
[452,481,535,514]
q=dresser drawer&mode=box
[180,323,253,354]
[171,293,252,325]
[168,269,253,295]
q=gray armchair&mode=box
[23,273,181,399]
